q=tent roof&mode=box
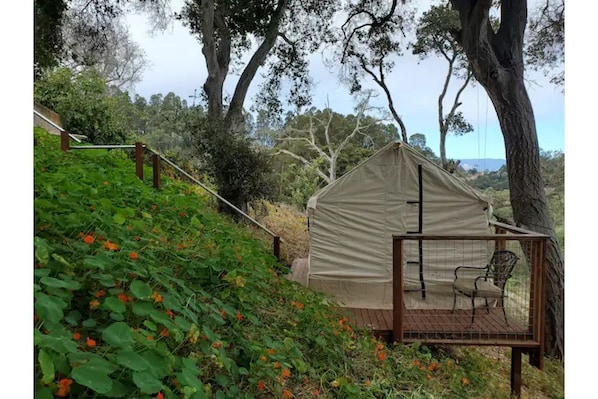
[307,141,491,210]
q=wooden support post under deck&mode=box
[273,236,280,261]
[152,154,161,189]
[135,142,144,181]
[60,131,70,151]
[392,238,404,343]
[511,347,522,398]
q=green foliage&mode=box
[193,119,276,214]
[408,133,440,163]
[34,67,133,144]
[34,128,563,398]
[34,0,68,75]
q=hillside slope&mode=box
[33,129,563,399]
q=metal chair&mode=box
[452,250,519,324]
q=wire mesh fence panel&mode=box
[394,234,545,345]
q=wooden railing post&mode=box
[135,142,144,181]
[273,236,281,261]
[510,347,522,398]
[60,131,70,151]
[392,237,404,343]
[152,154,161,189]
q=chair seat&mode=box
[454,279,502,297]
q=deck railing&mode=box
[52,129,282,261]
[392,221,547,355]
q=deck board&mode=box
[345,307,536,345]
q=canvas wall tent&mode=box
[306,141,493,310]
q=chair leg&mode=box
[502,298,509,326]
[471,296,476,324]
[485,298,490,314]
[452,289,457,313]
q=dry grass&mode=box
[249,200,310,267]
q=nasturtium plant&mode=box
[34,128,560,398]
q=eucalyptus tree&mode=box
[273,91,397,185]
[411,4,473,170]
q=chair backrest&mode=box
[488,250,520,289]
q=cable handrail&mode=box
[155,151,281,240]
[49,128,284,258]
[33,109,85,143]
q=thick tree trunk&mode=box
[485,74,564,360]
[451,0,564,359]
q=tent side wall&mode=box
[307,143,492,310]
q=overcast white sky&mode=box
[125,0,564,161]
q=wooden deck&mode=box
[286,257,538,347]
[345,307,536,346]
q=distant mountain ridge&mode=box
[459,158,506,172]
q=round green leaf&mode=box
[130,280,152,300]
[132,301,154,316]
[82,318,97,328]
[104,297,126,313]
[40,276,81,290]
[102,322,134,348]
[115,350,150,372]
[132,370,163,394]
[72,365,113,394]
[35,293,66,323]
[34,330,78,353]
[104,379,132,398]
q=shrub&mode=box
[34,67,132,144]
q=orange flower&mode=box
[127,225,133,231]
[118,293,129,303]
[104,240,119,251]
[274,361,281,369]
[281,368,291,378]
[73,332,81,340]
[236,311,243,321]
[428,362,440,372]
[260,355,267,362]
[129,251,139,260]
[283,388,292,398]
[55,378,73,397]
[147,335,154,341]
[156,392,164,399]
[89,299,100,309]
[83,235,95,244]
[95,290,106,298]
[212,341,222,348]
[461,377,470,385]
[166,310,175,318]
[86,337,96,347]
[220,309,227,317]
[257,380,265,391]
[179,211,186,217]
[268,348,276,355]
[314,389,320,396]
[364,380,371,386]
[378,352,386,362]
[159,328,169,337]
[135,235,141,241]
[413,359,421,367]
[151,291,163,303]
